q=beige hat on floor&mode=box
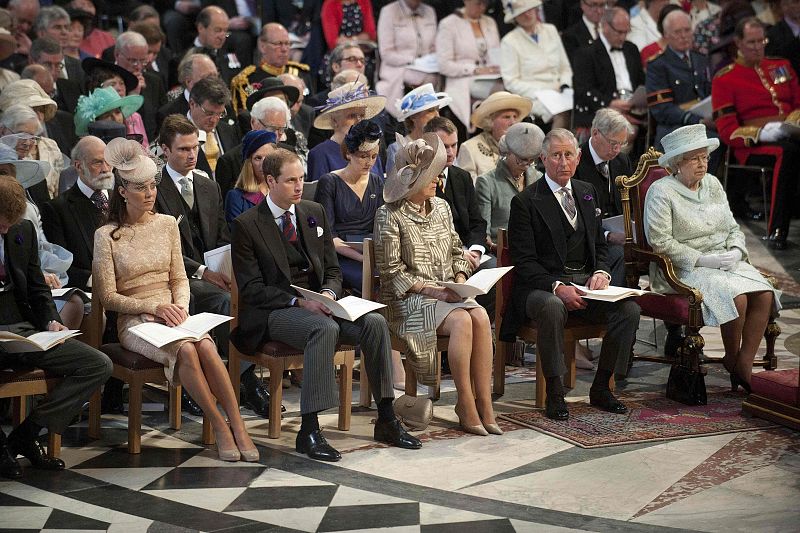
[383,133,446,204]
[471,91,533,130]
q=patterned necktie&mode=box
[179,176,194,209]
[682,53,692,68]
[204,132,219,173]
[0,259,6,284]
[597,162,610,179]
[559,187,577,219]
[90,190,108,216]
[282,211,297,243]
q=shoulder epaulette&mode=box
[714,63,734,78]
[286,60,310,72]
[230,65,256,87]
[647,49,665,62]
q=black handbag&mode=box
[666,365,708,405]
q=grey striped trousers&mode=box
[267,308,394,414]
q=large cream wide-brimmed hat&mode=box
[658,124,720,168]
[504,0,543,23]
[471,91,532,130]
[383,133,446,204]
[0,79,58,121]
[313,82,386,130]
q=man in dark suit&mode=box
[572,7,646,130]
[561,0,606,61]
[34,6,84,88]
[156,53,220,129]
[185,6,243,85]
[0,172,111,480]
[114,31,168,142]
[501,128,640,421]
[157,114,275,417]
[28,37,81,114]
[766,0,800,75]
[231,147,421,462]
[187,76,241,180]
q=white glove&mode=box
[759,122,788,143]
[696,254,723,269]
[718,248,742,271]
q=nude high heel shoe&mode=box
[215,430,241,462]
[238,444,260,462]
[454,404,488,436]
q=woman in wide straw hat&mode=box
[307,81,386,182]
[643,124,780,392]
[374,133,501,437]
[455,91,532,180]
[93,138,259,463]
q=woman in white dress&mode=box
[643,125,780,392]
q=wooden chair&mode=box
[616,147,780,381]
[0,367,62,458]
[359,238,448,407]
[493,228,608,405]
[227,278,354,438]
[85,294,214,454]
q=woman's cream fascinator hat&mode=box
[104,137,159,185]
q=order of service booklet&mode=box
[290,286,386,321]
[128,313,233,348]
[570,283,653,302]
[0,330,81,353]
[437,266,514,299]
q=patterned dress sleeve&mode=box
[167,217,190,310]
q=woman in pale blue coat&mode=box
[644,125,780,393]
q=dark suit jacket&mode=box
[766,20,800,76]
[40,183,105,292]
[574,141,631,218]
[156,94,190,133]
[64,55,85,88]
[293,103,314,139]
[437,165,487,249]
[572,39,645,128]
[102,45,177,90]
[195,120,241,177]
[561,20,596,63]
[3,219,61,329]
[214,143,243,199]
[140,70,169,141]
[54,77,81,114]
[45,110,78,156]
[155,167,230,276]
[230,199,341,354]
[500,178,608,341]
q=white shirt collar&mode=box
[266,194,295,220]
[544,174,571,193]
[599,33,617,53]
[183,88,190,103]
[76,177,108,200]
[588,137,604,166]
[582,15,599,39]
[166,163,194,191]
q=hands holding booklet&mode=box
[436,267,514,299]
[290,286,386,321]
[128,312,234,348]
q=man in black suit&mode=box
[157,114,275,417]
[561,0,606,61]
[200,0,255,70]
[766,0,800,75]
[501,128,640,421]
[28,37,81,114]
[34,6,84,88]
[231,147,421,461]
[185,6,243,85]
[0,172,111,480]
[572,7,646,130]
[186,76,241,179]
[114,31,168,142]
[41,136,111,293]
[157,53,220,128]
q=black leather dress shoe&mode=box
[0,445,22,479]
[766,229,788,250]
[545,394,569,421]
[374,418,422,449]
[101,378,125,414]
[7,434,65,471]
[295,430,341,462]
[181,390,203,416]
[589,389,628,414]
[240,378,285,418]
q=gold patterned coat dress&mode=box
[93,214,193,384]
[373,197,473,385]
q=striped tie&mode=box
[282,211,297,243]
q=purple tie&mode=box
[282,211,297,243]
[0,260,6,283]
[91,190,108,215]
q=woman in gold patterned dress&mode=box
[374,133,500,436]
[93,139,258,462]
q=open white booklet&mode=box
[51,287,91,302]
[570,283,653,302]
[204,244,232,280]
[128,312,233,348]
[0,330,81,353]
[291,286,386,322]
[437,266,514,299]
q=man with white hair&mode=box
[215,96,292,197]
[114,30,167,140]
[41,136,112,292]
[157,53,220,127]
[34,6,82,86]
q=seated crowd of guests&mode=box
[0,0,797,480]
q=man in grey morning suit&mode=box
[501,128,640,421]
[230,148,421,462]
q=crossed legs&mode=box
[720,291,773,385]
[437,307,496,428]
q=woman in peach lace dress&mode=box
[93,138,257,462]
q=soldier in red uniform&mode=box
[712,17,800,249]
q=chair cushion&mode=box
[638,293,689,325]
[0,366,48,384]
[257,340,303,357]
[100,343,162,371]
[751,368,800,407]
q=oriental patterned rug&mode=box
[498,390,779,449]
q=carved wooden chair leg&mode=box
[47,433,61,458]
[763,319,781,370]
[535,355,546,408]
[267,360,284,439]
[338,351,354,431]
[88,389,102,439]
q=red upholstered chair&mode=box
[227,278,354,439]
[493,228,608,405]
[743,364,800,430]
[616,147,780,386]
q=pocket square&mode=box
[317,227,324,237]
[595,208,602,217]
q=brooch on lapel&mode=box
[583,194,593,201]
[14,233,23,245]
[307,216,323,237]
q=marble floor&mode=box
[2,222,799,533]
